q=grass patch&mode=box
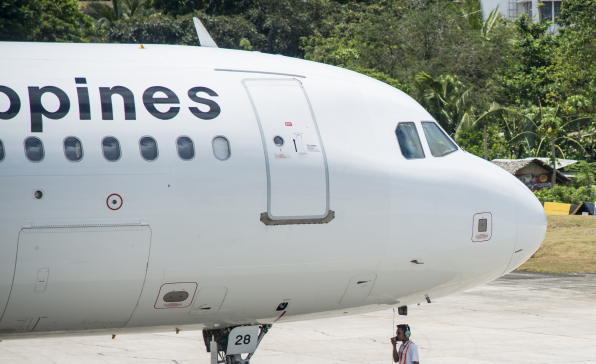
[518,215,596,273]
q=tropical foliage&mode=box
[3,0,596,182]
[533,185,596,204]
[0,0,92,41]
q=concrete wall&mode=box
[481,0,540,22]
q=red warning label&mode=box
[285,122,292,126]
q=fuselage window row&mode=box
[0,139,5,162]
[2,136,230,163]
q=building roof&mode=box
[491,159,534,174]
[532,158,578,170]
[491,158,572,184]
[491,158,578,171]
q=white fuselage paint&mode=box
[0,42,547,340]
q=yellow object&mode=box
[543,202,571,215]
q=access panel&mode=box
[0,221,151,333]
[243,78,329,221]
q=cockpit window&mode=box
[395,122,425,159]
[421,122,458,157]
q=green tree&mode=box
[150,0,207,16]
[0,0,41,40]
[473,102,592,186]
[110,0,339,57]
[533,185,596,204]
[548,0,596,105]
[413,72,473,136]
[106,12,266,49]
[0,0,91,42]
[451,0,484,31]
[565,160,596,189]
[33,0,92,42]
[480,7,502,40]
[303,0,513,113]
[456,124,512,160]
[89,0,149,28]
[496,14,556,106]
[450,0,502,39]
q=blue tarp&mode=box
[582,202,596,215]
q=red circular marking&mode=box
[106,194,123,210]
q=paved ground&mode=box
[2,271,596,363]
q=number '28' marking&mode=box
[235,335,251,345]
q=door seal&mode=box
[260,210,335,226]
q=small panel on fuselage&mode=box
[189,286,228,316]
[472,212,492,242]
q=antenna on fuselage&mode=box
[192,17,218,48]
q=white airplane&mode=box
[0,20,546,364]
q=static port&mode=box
[33,190,44,200]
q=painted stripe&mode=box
[544,202,572,215]
[273,311,286,322]
[399,341,412,364]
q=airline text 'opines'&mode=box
[0,78,221,132]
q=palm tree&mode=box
[89,0,124,28]
[413,72,473,136]
[451,0,502,39]
[89,0,145,28]
[466,103,592,186]
[452,0,484,31]
[481,8,502,40]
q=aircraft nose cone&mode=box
[506,183,547,272]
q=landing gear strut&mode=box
[203,324,271,364]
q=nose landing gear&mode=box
[203,324,271,364]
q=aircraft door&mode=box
[0,220,151,333]
[243,79,330,221]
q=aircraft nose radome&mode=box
[507,184,547,272]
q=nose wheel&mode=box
[203,324,271,364]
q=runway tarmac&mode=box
[2,271,596,363]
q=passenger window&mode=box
[421,122,458,157]
[139,136,158,161]
[176,136,195,160]
[395,122,425,159]
[25,137,44,162]
[102,137,121,162]
[212,136,230,161]
[64,137,83,162]
[0,139,4,162]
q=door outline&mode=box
[0,219,151,332]
[243,78,332,223]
